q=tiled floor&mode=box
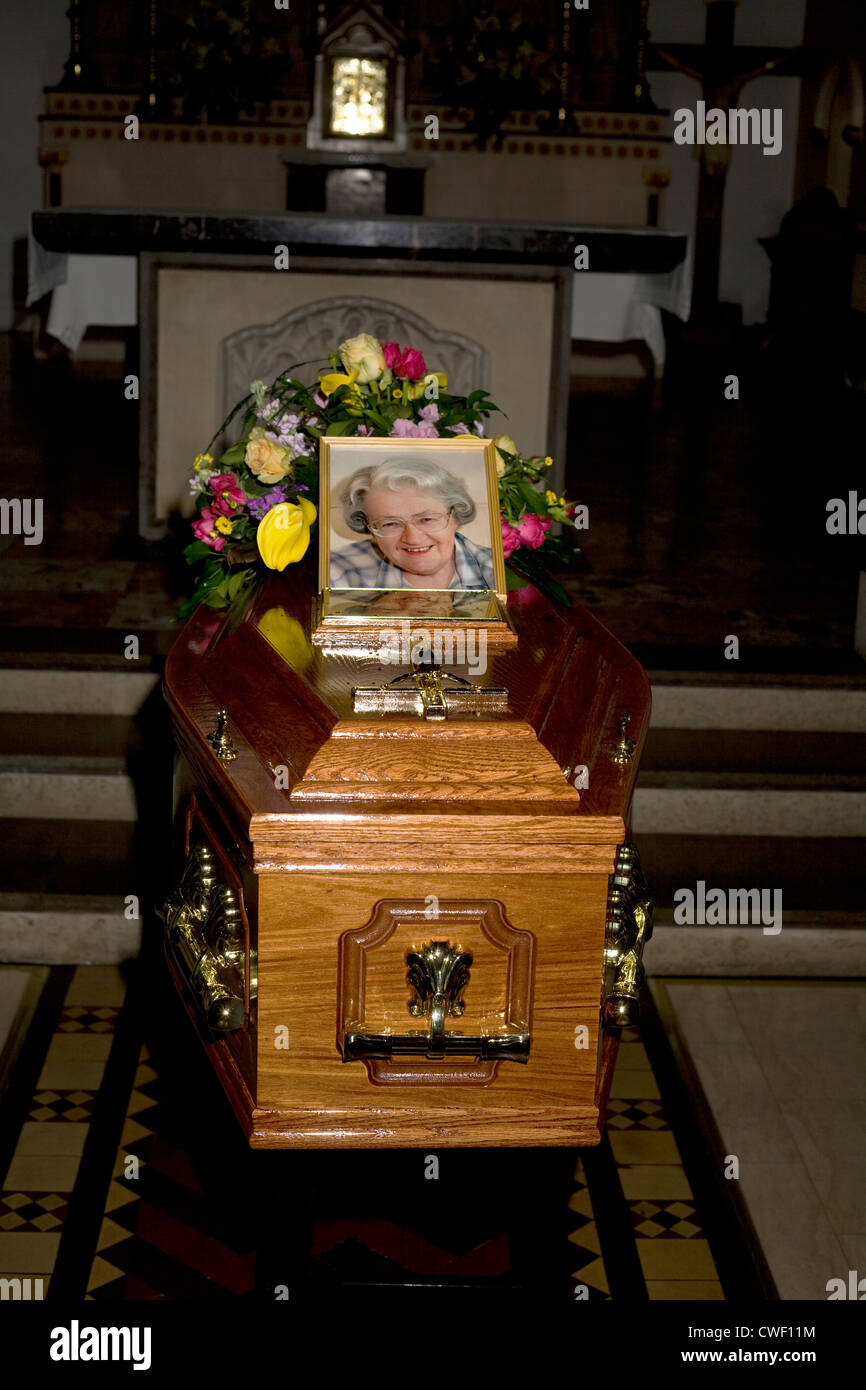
[0,964,125,1290]
[0,964,747,1300]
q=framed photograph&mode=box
[317,436,508,625]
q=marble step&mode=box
[0,893,142,965]
[0,669,159,715]
[645,910,866,978]
[649,681,866,732]
[632,786,866,837]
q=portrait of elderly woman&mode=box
[330,454,495,591]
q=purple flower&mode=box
[390,418,438,439]
[355,423,374,436]
[277,429,309,455]
[418,402,440,424]
[449,423,470,435]
[306,415,320,428]
[247,485,290,519]
[313,390,328,408]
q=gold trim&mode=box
[317,435,508,627]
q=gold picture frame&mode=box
[315,436,510,641]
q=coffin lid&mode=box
[163,566,651,860]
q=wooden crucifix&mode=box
[649,0,804,322]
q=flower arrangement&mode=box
[182,332,583,616]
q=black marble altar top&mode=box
[32,208,687,274]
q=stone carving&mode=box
[219,296,490,444]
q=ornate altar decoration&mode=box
[162,330,654,1150]
[40,1,669,225]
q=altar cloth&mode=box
[27,233,137,351]
[28,238,690,365]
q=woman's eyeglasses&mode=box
[367,509,453,539]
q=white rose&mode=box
[338,333,385,384]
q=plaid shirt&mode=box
[330,531,494,590]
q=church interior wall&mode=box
[0,0,67,329]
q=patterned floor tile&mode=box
[28,1091,95,1122]
[0,1193,68,1232]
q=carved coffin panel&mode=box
[338,898,534,1085]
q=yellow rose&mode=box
[256,497,317,571]
[245,427,292,484]
[338,334,385,384]
[493,434,518,477]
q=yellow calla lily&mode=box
[319,368,360,396]
[257,606,313,672]
[256,497,317,571]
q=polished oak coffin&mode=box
[161,564,651,1148]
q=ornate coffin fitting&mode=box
[162,565,651,1149]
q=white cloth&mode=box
[571,248,692,369]
[27,235,692,361]
[27,234,137,351]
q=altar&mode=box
[31,208,687,537]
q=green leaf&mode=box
[178,592,202,620]
[202,578,231,608]
[183,540,211,564]
[219,442,247,465]
[511,485,544,517]
[326,419,353,436]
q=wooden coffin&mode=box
[161,566,652,1149]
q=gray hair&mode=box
[339,455,477,534]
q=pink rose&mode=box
[382,341,400,369]
[394,346,427,379]
[192,506,227,551]
[209,473,246,516]
[516,513,551,550]
[501,518,522,559]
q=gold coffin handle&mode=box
[158,844,246,1033]
[342,940,530,1063]
[603,843,654,1029]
